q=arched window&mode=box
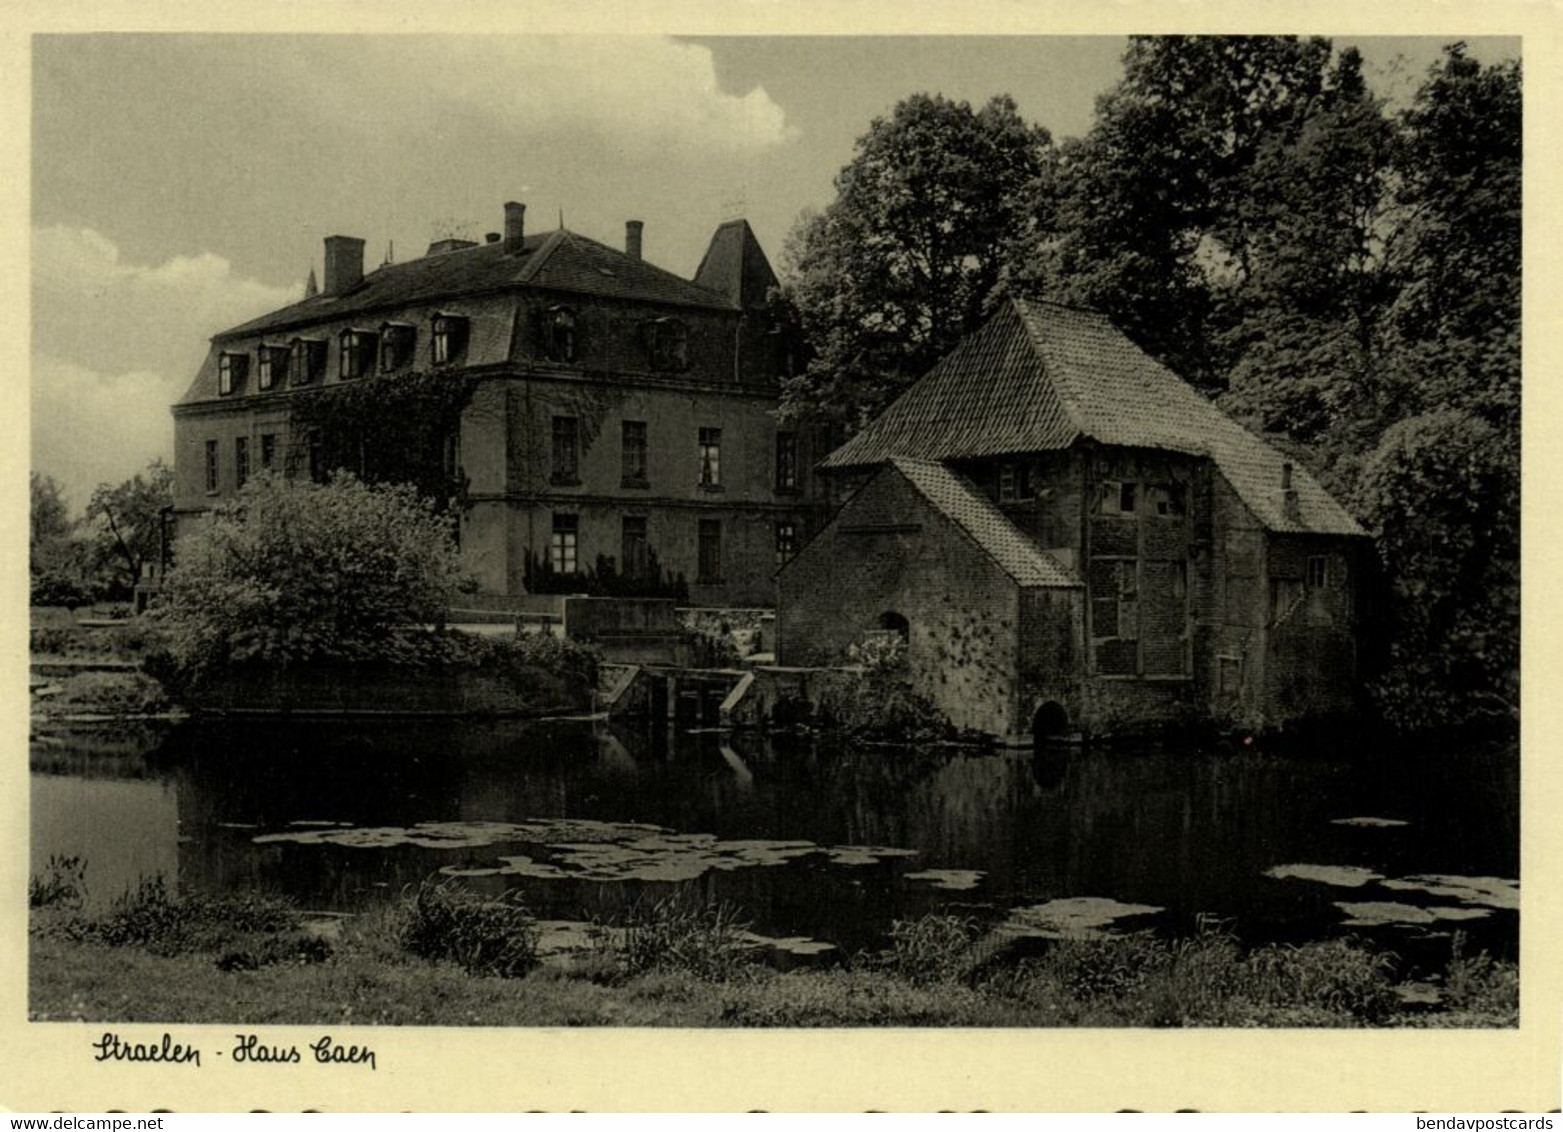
[878,611,910,640]
[1032,701,1070,744]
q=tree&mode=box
[30,472,94,607]
[779,93,1053,427]
[85,460,175,598]
[162,471,463,673]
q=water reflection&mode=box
[30,718,1518,960]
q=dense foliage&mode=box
[30,462,174,605]
[781,39,1520,731]
[161,471,464,674]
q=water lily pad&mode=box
[1330,816,1410,828]
[1335,901,1492,927]
[1379,874,1519,910]
[826,846,920,866]
[1265,863,1382,888]
[999,896,1163,939]
[903,868,985,891]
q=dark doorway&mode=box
[878,611,910,640]
[1032,701,1070,744]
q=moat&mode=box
[31,717,1519,966]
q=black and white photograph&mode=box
[14,11,1548,1111]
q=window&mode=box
[775,432,799,492]
[1146,483,1186,518]
[550,514,579,574]
[442,430,460,482]
[1098,480,1136,516]
[235,437,250,489]
[621,516,650,580]
[699,427,722,487]
[552,416,579,484]
[257,346,286,391]
[775,521,798,569]
[547,307,577,363]
[290,338,324,385]
[217,352,247,396]
[204,440,219,493]
[621,421,648,486]
[260,433,277,471]
[646,317,689,371]
[380,324,416,371]
[431,315,467,366]
[1307,556,1329,589]
[698,519,722,583]
[339,330,377,379]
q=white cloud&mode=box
[31,354,179,509]
[32,225,296,504]
[301,37,797,158]
[33,224,297,378]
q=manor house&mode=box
[171,201,829,607]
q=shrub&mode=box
[1243,938,1399,1022]
[29,855,87,910]
[598,894,756,981]
[162,472,464,679]
[396,879,540,978]
[819,635,955,741]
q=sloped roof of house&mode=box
[826,299,1365,538]
[889,457,1081,588]
[215,227,740,340]
[693,219,779,310]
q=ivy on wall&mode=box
[524,549,689,602]
[286,371,476,509]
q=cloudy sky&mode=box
[30,33,1518,506]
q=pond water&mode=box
[31,718,1519,967]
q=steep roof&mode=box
[826,299,1365,538]
[889,457,1081,588]
[693,219,779,309]
[216,227,739,340]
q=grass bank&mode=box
[29,866,1517,1028]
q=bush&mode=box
[163,472,464,678]
[1442,933,1519,1021]
[597,894,755,982]
[396,879,540,978]
[819,635,955,741]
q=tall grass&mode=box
[395,879,540,978]
[594,893,755,981]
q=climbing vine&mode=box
[286,371,477,509]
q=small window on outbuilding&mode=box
[775,521,798,569]
[1098,480,1136,516]
[1307,556,1329,589]
[1146,483,1186,518]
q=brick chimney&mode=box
[504,201,526,253]
[625,219,644,260]
[322,236,365,296]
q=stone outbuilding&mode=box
[777,298,1370,740]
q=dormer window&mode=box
[339,329,378,379]
[290,337,325,385]
[546,306,578,363]
[380,323,416,372]
[431,314,467,366]
[256,345,288,391]
[217,352,248,396]
[645,317,689,372]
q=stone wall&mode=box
[778,466,1027,738]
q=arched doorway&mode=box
[878,611,909,640]
[1031,701,1070,745]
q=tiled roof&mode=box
[693,219,779,309]
[827,299,1365,538]
[216,228,738,340]
[890,457,1081,588]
